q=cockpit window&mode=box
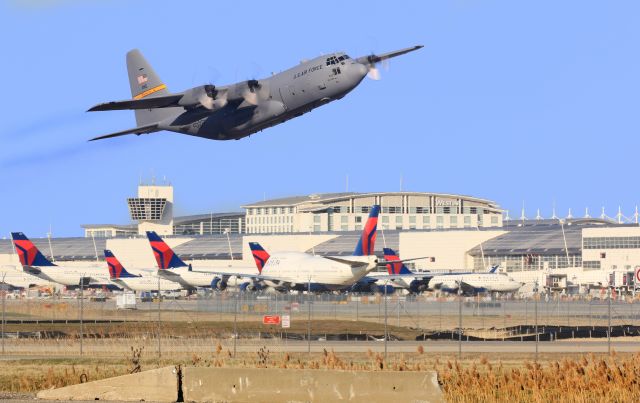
[326,56,341,66]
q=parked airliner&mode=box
[104,250,181,292]
[10,232,109,288]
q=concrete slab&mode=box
[183,367,443,402]
[36,366,177,402]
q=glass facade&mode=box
[584,237,640,249]
[473,254,582,272]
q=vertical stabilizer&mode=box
[126,49,181,126]
[104,250,138,279]
[11,232,56,267]
[383,248,413,275]
[353,205,380,256]
[146,231,188,269]
[249,242,270,273]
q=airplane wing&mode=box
[89,123,160,142]
[356,45,423,64]
[188,270,282,282]
[88,95,184,111]
[323,256,370,268]
[377,256,430,266]
[377,273,433,281]
[459,281,477,295]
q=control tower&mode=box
[127,183,174,235]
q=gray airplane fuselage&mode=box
[166,54,366,140]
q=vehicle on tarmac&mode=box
[88,46,423,142]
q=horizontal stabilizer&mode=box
[87,94,183,112]
[89,124,159,142]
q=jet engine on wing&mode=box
[211,277,227,291]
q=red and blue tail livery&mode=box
[353,205,380,256]
[146,231,187,269]
[104,250,139,279]
[383,248,413,275]
[249,242,270,274]
[11,232,56,267]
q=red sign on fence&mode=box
[262,315,281,325]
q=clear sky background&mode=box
[1,1,639,237]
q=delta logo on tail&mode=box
[146,231,187,269]
[249,242,270,274]
[383,248,413,275]
[353,205,380,256]
[10,232,56,267]
[104,250,138,279]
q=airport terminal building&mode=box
[242,192,503,234]
[2,182,639,293]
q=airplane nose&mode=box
[354,63,368,78]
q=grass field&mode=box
[1,349,639,402]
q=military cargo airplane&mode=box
[88,45,423,141]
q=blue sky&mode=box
[1,1,639,236]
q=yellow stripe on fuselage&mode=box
[134,84,167,100]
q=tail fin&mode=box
[127,49,180,126]
[249,242,270,274]
[353,205,380,256]
[11,232,56,267]
[146,231,187,269]
[104,250,138,279]
[488,264,499,274]
[383,248,413,275]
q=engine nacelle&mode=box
[239,282,263,292]
[210,277,228,291]
[179,85,223,109]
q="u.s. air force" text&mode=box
[293,64,322,79]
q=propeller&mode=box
[364,54,384,80]
[242,79,270,105]
[198,84,228,110]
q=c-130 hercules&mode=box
[88,45,422,141]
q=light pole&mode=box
[224,228,234,260]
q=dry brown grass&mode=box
[2,343,640,402]
[437,352,640,402]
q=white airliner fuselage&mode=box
[430,272,522,294]
[260,252,379,291]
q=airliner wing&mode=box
[323,256,370,268]
[189,270,282,282]
[377,256,430,266]
[375,273,433,281]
